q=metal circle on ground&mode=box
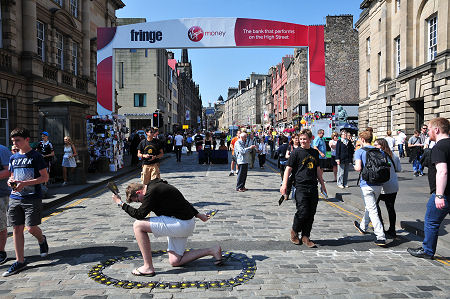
[88,250,256,290]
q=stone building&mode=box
[177,49,202,131]
[271,56,292,127]
[220,73,269,130]
[283,15,359,129]
[356,0,450,136]
[0,0,124,160]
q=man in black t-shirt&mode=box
[280,129,327,248]
[137,127,164,184]
[408,117,450,259]
[111,179,228,276]
[36,132,54,173]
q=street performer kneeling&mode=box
[112,178,228,277]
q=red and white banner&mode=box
[97,18,326,115]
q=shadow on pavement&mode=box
[401,219,448,237]
[192,201,231,208]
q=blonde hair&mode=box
[125,183,145,203]
[64,136,73,145]
[331,132,339,138]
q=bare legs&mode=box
[12,225,44,263]
[168,245,222,267]
[133,220,155,274]
[62,167,76,183]
[133,220,222,274]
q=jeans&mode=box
[337,163,350,186]
[236,163,248,190]
[413,158,423,174]
[174,145,182,162]
[376,192,397,232]
[292,186,319,237]
[398,144,404,158]
[360,185,385,240]
[422,194,450,256]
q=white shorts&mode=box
[149,216,195,256]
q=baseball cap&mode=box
[41,131,49,136]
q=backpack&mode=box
[361,147,391,184]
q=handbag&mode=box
[181,146,188,154]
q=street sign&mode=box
[205,108,215,116]
[182,125,189,129]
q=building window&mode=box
[367,69,371,96]
[70,0,78,18]
[56,32,64,70]
[53,0,62,6]
[0,2,3,49]
[428,16,437,61]
[0,98,8,147]
[36,21,45,61]
[396,0,400,12]
[395,37,401,76]
[72,41,78,75]
[366,37,371,55]
[378,19,381,32]
[134,93,146,107]
[119,62,124,88]
[378,52,382,82]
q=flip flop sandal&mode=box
[131,268,156,277]
[214,254,232,266]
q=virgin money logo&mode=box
[188,26,204,42]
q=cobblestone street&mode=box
[1,153,449,298]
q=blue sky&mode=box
[116,0,362,106]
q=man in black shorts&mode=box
[112,178,228,276]
[280,129,327,248]
[3,128,49,277]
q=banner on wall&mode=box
[97,18,326,115]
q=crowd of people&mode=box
[0,116,448,278]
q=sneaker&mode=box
[418,173,424,176]
[62,181,68,186]
[39,235,49,257]
[228,172,234,176]
[2,261,27,277]
[0,251,6,265]
[337,185,345,189]
[374,239,387,247]
[414,172,419,177]
[407,247,433,259]
[344,185,349,188]
[353,221,367,235]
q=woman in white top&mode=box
[257,136,267,168]
[62,136,77,186]
[329,132,339,182]
[374,138,401,238]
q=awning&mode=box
[34,94,89,107]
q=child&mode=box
[3,128,49,277]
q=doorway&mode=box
[410,100,424,130]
